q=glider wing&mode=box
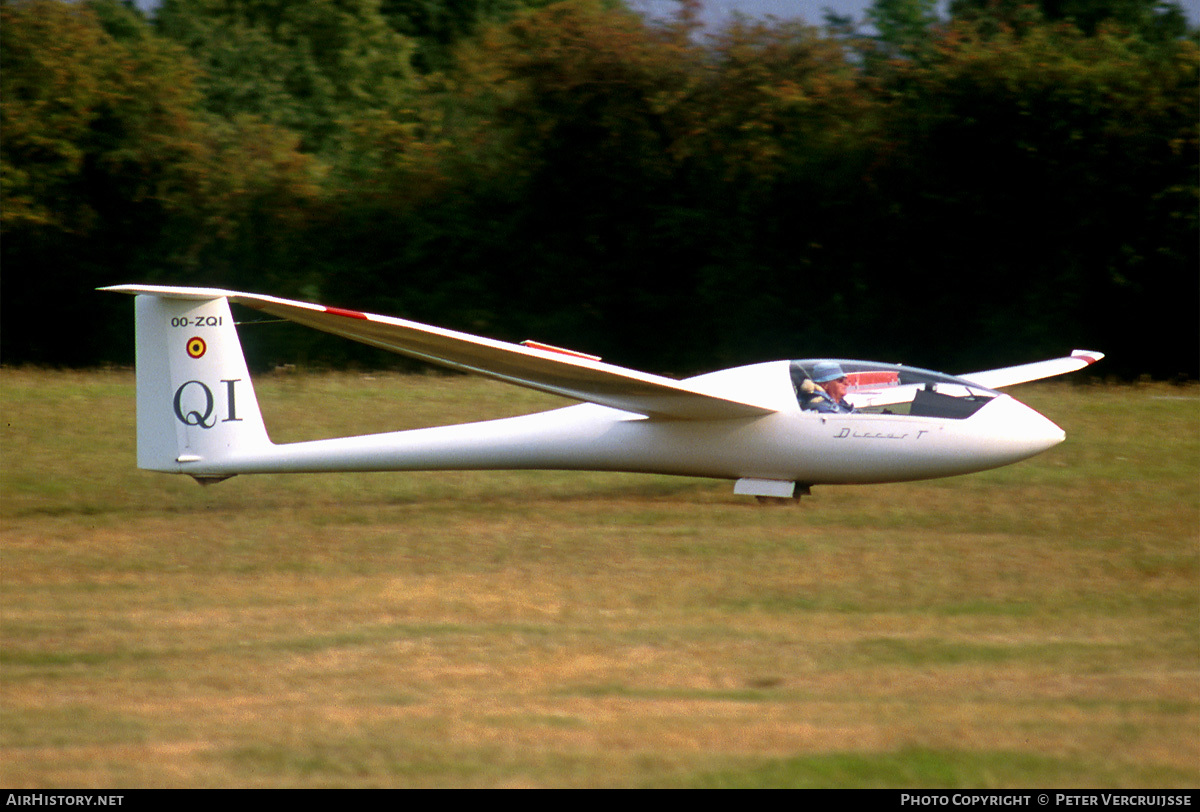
[960,350,1105,390]
[102,285,775,420]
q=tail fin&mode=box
[125,292,271,480]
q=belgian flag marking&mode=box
[186,336,207,359]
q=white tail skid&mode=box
[131,294,270,480]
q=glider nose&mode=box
[985,395,1065,460]
[1022,408,1066,453]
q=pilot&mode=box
[797,378,833,412]
[811,361,854,413]
[796,378,847,413]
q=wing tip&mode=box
[1071,349,1105,365]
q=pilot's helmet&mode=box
[812,361,845,384]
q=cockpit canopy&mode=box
[789,360,999,419]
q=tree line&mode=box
[2,0,1196,378]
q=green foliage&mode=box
[949,0,1191,42]
[155,0,417,154]
[0,0,327,363]
[862,22,1199,371]
[0,0,1196,377]
[868,0,941,55]
[0,0,203,236]
[379,0,564,72]
[0,0,211,362]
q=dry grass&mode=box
[1,369,1197,787]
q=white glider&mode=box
[102,284,1102,498]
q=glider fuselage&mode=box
[168,361,1065,486]
[104,286,1096,498]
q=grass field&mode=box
[1,368,1197,788]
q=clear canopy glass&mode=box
[788,359,998,419]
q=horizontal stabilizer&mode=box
[101,285,775,420]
